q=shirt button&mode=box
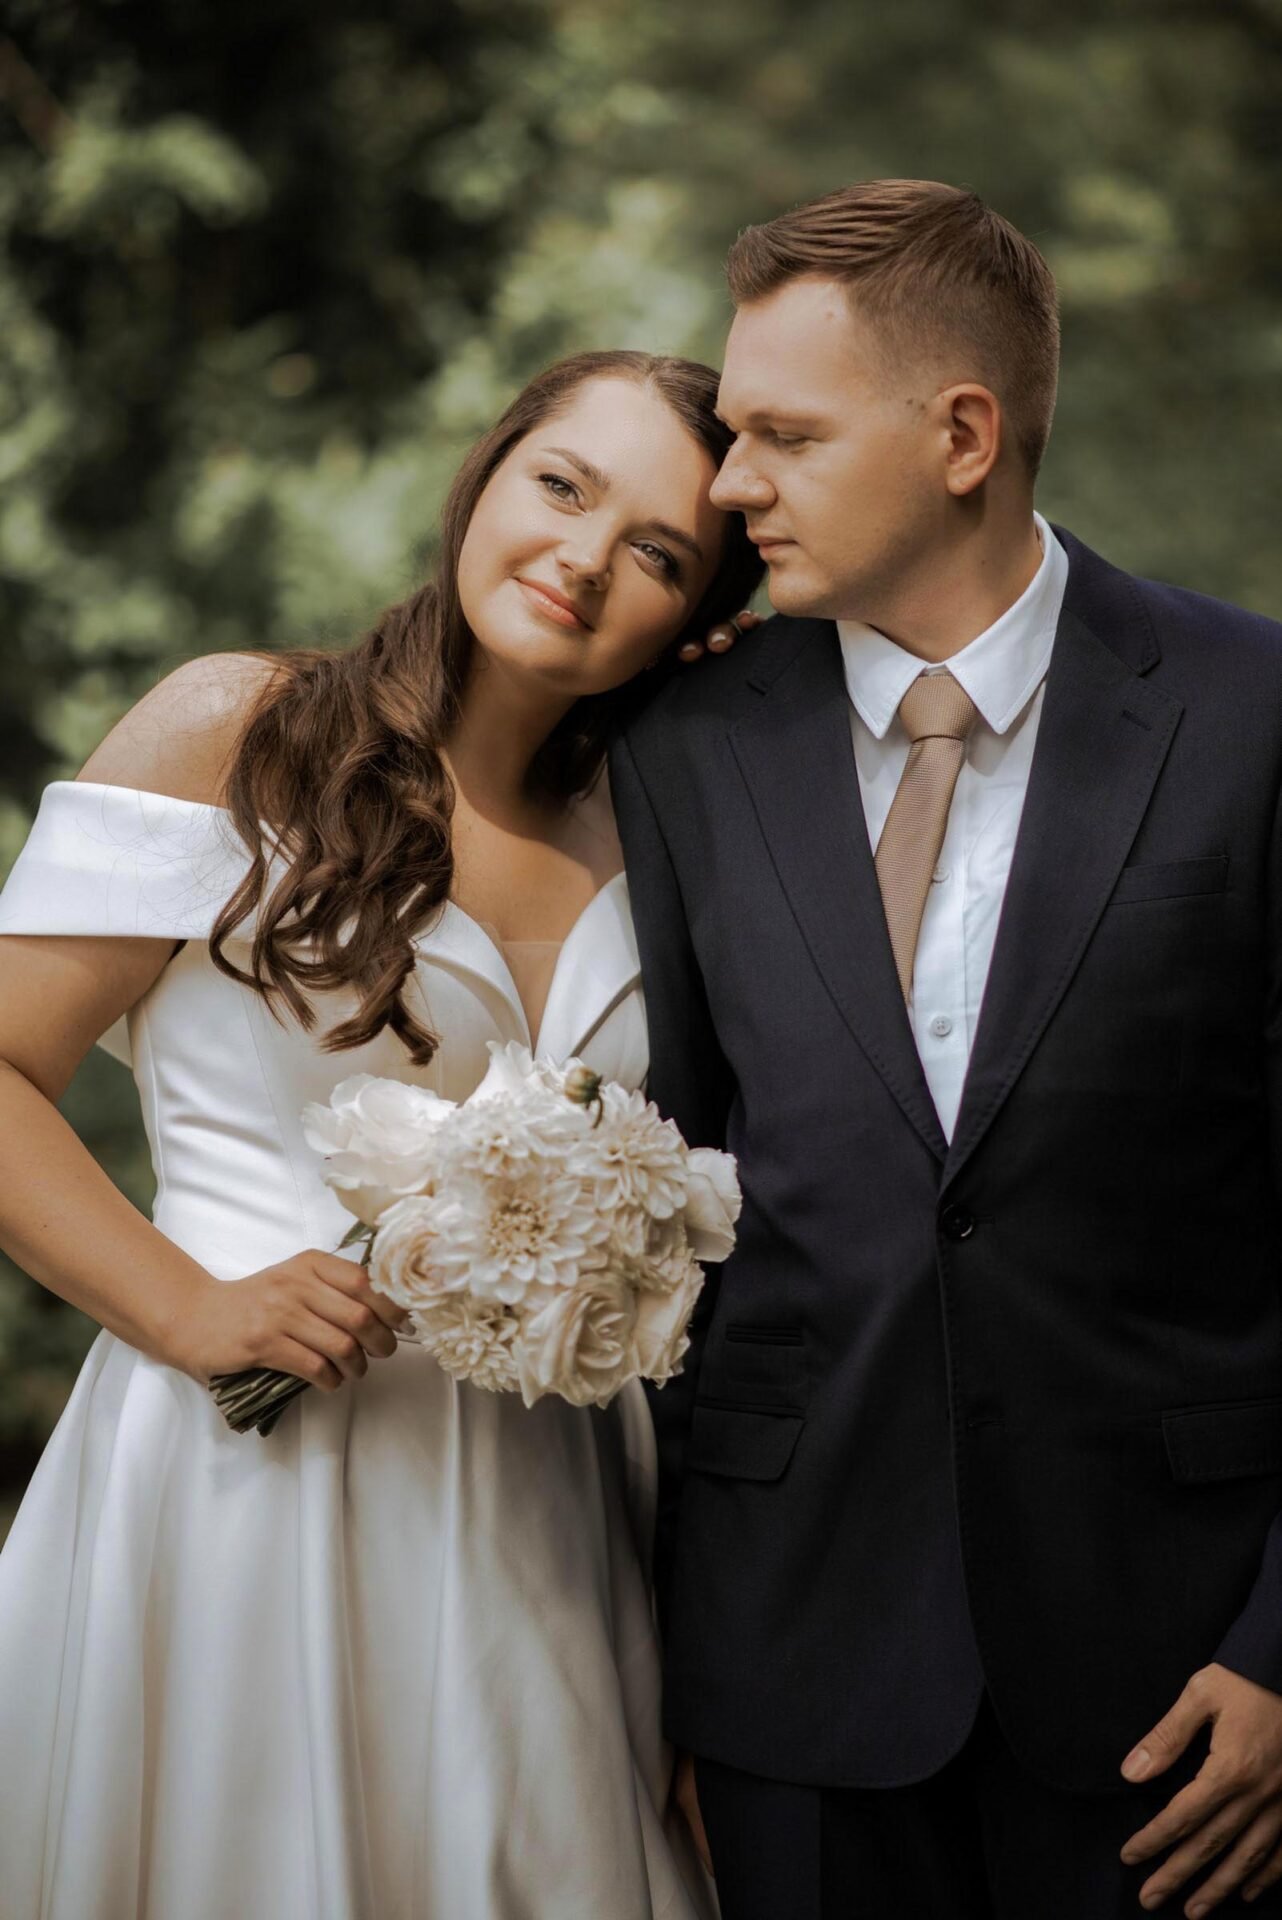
[929,1015,953,1039]
[931,865,950,885]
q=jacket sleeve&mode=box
[1213,763,1282,1692]
[610,730,735,1623]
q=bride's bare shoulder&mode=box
[77,653,285,806]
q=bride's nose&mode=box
[558,537,612,592]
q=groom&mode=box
[611,180,1282,1917]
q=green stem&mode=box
[209,1366,311,1436]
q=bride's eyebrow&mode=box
[539,447,611,492]
[538,446,705,563]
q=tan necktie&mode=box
[874,671,979,1001]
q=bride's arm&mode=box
[0,656,409,1389]
[0,931,217,1366]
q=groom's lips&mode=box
[751,535,793,555]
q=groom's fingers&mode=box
[1122,1766,1240,1870]
[1123,1677,1217,1785]
[1182,1804,1282,1913]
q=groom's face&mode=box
[712,276,944,620]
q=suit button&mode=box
[940,1204,976,1241]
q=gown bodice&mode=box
[0,781,649,1283]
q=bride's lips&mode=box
[516,578,594,631]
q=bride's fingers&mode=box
[707,609,761,653]
[305,1281,399,1359]
[678,607,762,665]
[274,1335,344,1393]
[307,1251,412,1334]
[353,1282,413,1337]
[294,1307,371,1382]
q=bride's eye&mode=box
[538,472,580,504]
[635,541,680,581]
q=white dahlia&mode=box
[421,1164,608,1305]
[412,1294,520,1394]
[582,1083,689,1218]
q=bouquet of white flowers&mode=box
[209,1043,741,1435]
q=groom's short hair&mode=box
[726,180,1060,477]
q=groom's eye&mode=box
[770,432,808,450]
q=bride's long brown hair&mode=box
[209,350,762,1065]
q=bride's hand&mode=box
[676,607,762,664]
[673,1751,714,1876]
[175,1250,413,1390]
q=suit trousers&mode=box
[695,1694,1282,1920]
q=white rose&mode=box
[610,1214,692,1293]
[368,1194,457,1310]
[302,1074,455,1225]
[514,1272,639,1408]
[681,1147,742,1262]
[468,1040,571,1106]
[630,1262,703,1384]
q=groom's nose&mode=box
[710,443,775,514]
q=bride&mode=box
[0,349,761,1919]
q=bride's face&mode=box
[456,377,725,697]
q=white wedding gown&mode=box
[0,781,711,1920]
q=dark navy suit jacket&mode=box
[610,529,1282,1793]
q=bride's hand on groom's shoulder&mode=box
[1119,1662,1282,1912]
[676,608,763,665]
[174,1250,412,1392]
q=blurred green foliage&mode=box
[1,0,1280,1496]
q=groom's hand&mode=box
[677,608,762,664]
[1119,1663,1282,1912]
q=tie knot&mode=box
[897,671,979,745]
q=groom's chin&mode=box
[765,573,838,620]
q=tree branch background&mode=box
[1,0,1279,1522]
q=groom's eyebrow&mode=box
[540,447,705,562]
[716,408,824,431]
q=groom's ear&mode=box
[939,383,1003,498]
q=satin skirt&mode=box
[0,1328,713,1919]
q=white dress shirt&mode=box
[836,513,1068,1140]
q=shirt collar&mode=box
[835,512,1068,740]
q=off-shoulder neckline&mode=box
[53,775,630,954]
[61,778,230,813]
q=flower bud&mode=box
[562,1066,603,1114]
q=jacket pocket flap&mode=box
[687,1405,804,1482]
[1111,855,1228,905]
[1163,1399,1282,1484]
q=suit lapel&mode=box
[729,624,948,1162]
[944,603,1183,1185]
